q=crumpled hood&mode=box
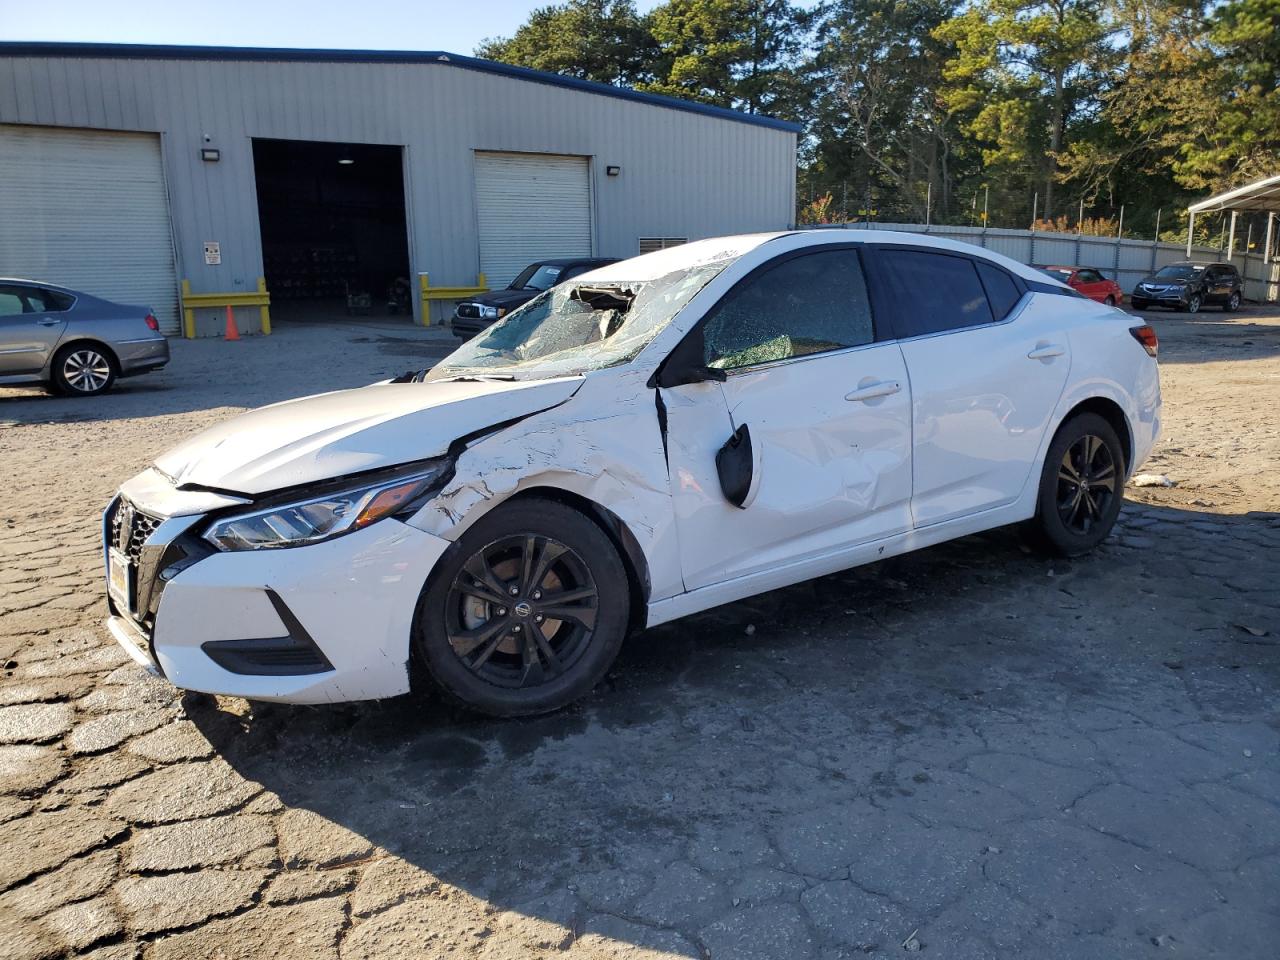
[153,377,583,495]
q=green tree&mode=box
[806,0,959,222]
[476,0,657,87]
[641,0,813,117]
[934,0,1120,218]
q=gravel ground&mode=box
[1,307,1278,960]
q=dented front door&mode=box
[660,342,913,592]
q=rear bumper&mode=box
[117,337,170,374]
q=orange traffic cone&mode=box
[224,305,240,341]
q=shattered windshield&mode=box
[429,258,733,381]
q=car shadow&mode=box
[1125,304,1280,363]
[186,501,1280,955]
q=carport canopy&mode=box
[1186,172,1280,258]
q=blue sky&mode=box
[3,0,661,56]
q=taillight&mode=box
[145,313,160,332]
[1129,324,1158,358]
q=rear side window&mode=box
[976,262,1022,319]
[874,249,994,337]
[702,249,875,370]
[23,288,74,312]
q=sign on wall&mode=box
[203,241,221,265]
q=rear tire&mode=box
[50,343,118,396]
[414,497,630,717]
[1030,413,1126,557]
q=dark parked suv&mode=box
[451,257,617,338]
[1131,261,1243,313]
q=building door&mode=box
[474,152,592,289]
[0,124,180,334]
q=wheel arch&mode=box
[503,486,652,636]
[1058,395,1133,473]
[46,336,120,376]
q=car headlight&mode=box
[203,461,450,551]
[479,305,507,320]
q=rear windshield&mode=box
[1038,268,1073,282]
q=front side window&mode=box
[0,290,25,317]
[700,250,875,370]
[875,249,995,337]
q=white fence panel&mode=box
[806,222,1277,301]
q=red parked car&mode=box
[1035,266,1124,306]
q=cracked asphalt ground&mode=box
[2,307,1278,960]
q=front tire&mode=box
[1186,293,1202,314]
[1222,291,1241,312]
[1104,295,1116,307]
[414,497,630,717]
[1030,413,1126,557]
[51,343,118,396]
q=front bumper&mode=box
[105,508,451,704]
[1132,287,1188,306]
[450,315,494,339]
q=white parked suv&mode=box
[104,232,1161,716]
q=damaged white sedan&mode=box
[104,231,1161,716]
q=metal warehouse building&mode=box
[0,43,799,336]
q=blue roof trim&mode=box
[0,41,804,134]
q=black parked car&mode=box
[1131,261,1242,313]
[451,257,618,338]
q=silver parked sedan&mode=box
[0,279,170,396]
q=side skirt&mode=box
[644,497,1036,629]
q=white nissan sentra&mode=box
[104,232,1161,716]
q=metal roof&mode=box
[0,41,804,134]
[1188,173,1280,214]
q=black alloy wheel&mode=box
[1030,412,1126,557]
[415,497,629,716]
[1056,434,1118,536]
[445,533,599,689]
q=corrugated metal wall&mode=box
[0,53,797,320]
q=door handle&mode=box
[36,319,61,327]
[845,380,901,402]
[1027,343,1065,360]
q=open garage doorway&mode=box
[252,138,413,324]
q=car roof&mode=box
[0,277,81,293]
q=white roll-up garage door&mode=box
[0,125,180,334]
[474,152,592,290]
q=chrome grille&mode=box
[110,500,161,562]
[455,302,482,319]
